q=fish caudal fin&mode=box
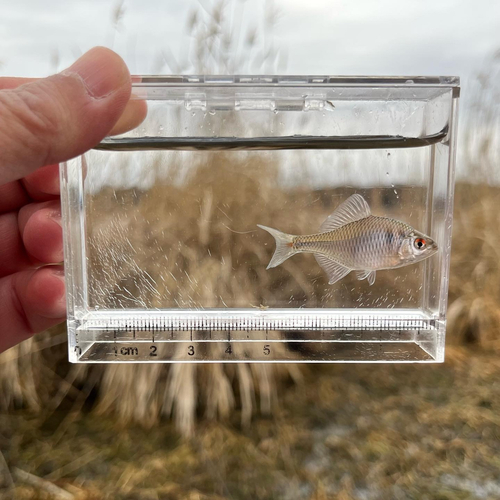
[257,225,297,269]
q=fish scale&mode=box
[294,216,413,270]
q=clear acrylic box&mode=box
[61,75,459,363]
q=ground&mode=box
[2,346,500,500]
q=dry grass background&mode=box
[2,1,500,499]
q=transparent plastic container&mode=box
[61,75,460,363]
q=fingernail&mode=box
[51,267,65,278]
[49,208,62,227]
[54,286,67,317]
[64,47,130,99]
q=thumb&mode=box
[0,47,131,184]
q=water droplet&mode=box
[386,172,389,176]
[95,305,100,311]
[273,109,278,115]
[191,112,196,117]
[158,125,164,133]
[209,109,216,115]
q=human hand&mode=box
[0,47,146,353]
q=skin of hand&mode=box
[0,47,147,354]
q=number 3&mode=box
[188,345,195,356]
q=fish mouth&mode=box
[428,240,439,255]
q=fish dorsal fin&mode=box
[355,270,377,286]
[319,194,371,233]
[315,254,351,285]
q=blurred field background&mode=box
[2,1,500,499]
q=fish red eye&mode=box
[414,238,426,250]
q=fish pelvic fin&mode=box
[356,269,377,285]
[257,224,297,269]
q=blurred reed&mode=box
[447,52,500,349]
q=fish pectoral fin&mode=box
[319,194,371,233]
[315,254,351,285]
[356,270,376,285]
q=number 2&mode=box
[150,345,158,357]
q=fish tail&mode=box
[257,224,297,269]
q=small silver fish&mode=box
[258,194,438,285]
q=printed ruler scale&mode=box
[69,310,440,363]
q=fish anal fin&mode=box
[319,194,371,233]
[315,254,351,285]
[355,270,376,285]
